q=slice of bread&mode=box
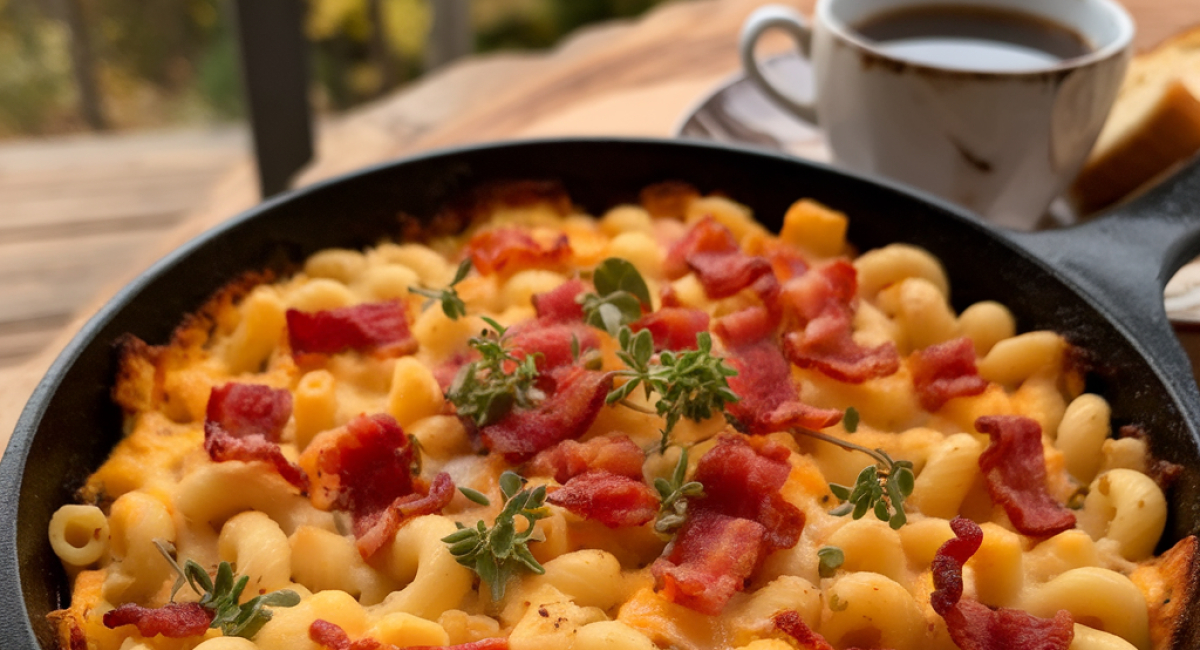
[1070,25,1200,215]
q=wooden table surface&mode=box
[2,0,1198,448]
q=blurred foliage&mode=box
[0,0,675,139]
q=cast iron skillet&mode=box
[2,138,1199,649]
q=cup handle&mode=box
[739,5,818,124]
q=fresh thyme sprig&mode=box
[653,448,705,536]
[442,471,549,601]
[579,258,652,336]
[153,540,299,639]
[802,430,914,529]
[410,258,472,320]
[608,327,741,453]
[446,317,544,428]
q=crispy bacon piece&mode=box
[653,436,805,614]
[532,279,590,323]
[298,414,453,558]
[654,511,766,615]
[666,218,774,300]
[716,308,843,435]
[781,261,899,383]
[976,415,1076,537]
[691,436,804,552]
[204,383,307,490]
[206,382,291,440]
[933,517,1075,650]
[205,429,308,490]
[547,471,659,528]
[480,366,613,462]
[508,321,598,371]
[911,338,989,411]
[287,301,417,357]
[310,619,509,650]
[103,602,214,638]
[632,307,710,351]
[665,217,739,279]
[528,435,645,483]
[773,611,835,650]
[355,472,455,558]
[467,228,571,276]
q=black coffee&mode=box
[855,5,1093,71]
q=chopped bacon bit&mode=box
[717,310,842,435]
[666,218,774,300]
[665,217,739,279]
[355,472,455,558]
[773,611,835,650]
[467,228,571,276]
[547,471,659,528]
[911,338,989,411]
[660,283,683,308]
[205,427,308,490]
[931,517,984,615]
[761,243,810,283]
[103,602,214,638]
[653,436,805,614]
[653,511,766,615]
[310,619,509,650]
[481,366,613,462]
[532,279,590,323]
[204,383,307,490]
[781,261,899,383]
[302,413,414,512]
[299,414,451,558]
[508,321,598,371]
[976,416,1076,537]
[933,517,1075,650]
[206,383,292,441]
[632,308,710,351]
[528,435,645,483]
[691,436,804,552]
[287,301,417,357]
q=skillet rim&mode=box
[3,135,1198,650]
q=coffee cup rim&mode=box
[816,0,1135,77]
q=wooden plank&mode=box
[0,230,168,323]
[0,316,69,367]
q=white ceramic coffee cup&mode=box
[740,0,1134,230]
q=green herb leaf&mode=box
[411,258,472,320]
[441,471,549,601]
[817,546,845,578]
[459,487,491,506]
[654,448,706,537]
[446,319,544,427]
[609,327,740,452]
[825,451,915,528]
[153,540,298,639]
[843,407,860,433]
[593,258,652,307]
[579,258,653,336]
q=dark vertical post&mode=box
[232,0,313,198]
[56,0,107,131]
[367,0,397,94]
[426,0,472,70]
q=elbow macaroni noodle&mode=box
[47,185,1191,650]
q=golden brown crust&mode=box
[639,181,700,219]
[1131,535,1200,650]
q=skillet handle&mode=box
[1009,155,1200,327]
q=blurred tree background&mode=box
[0,0,671,139]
